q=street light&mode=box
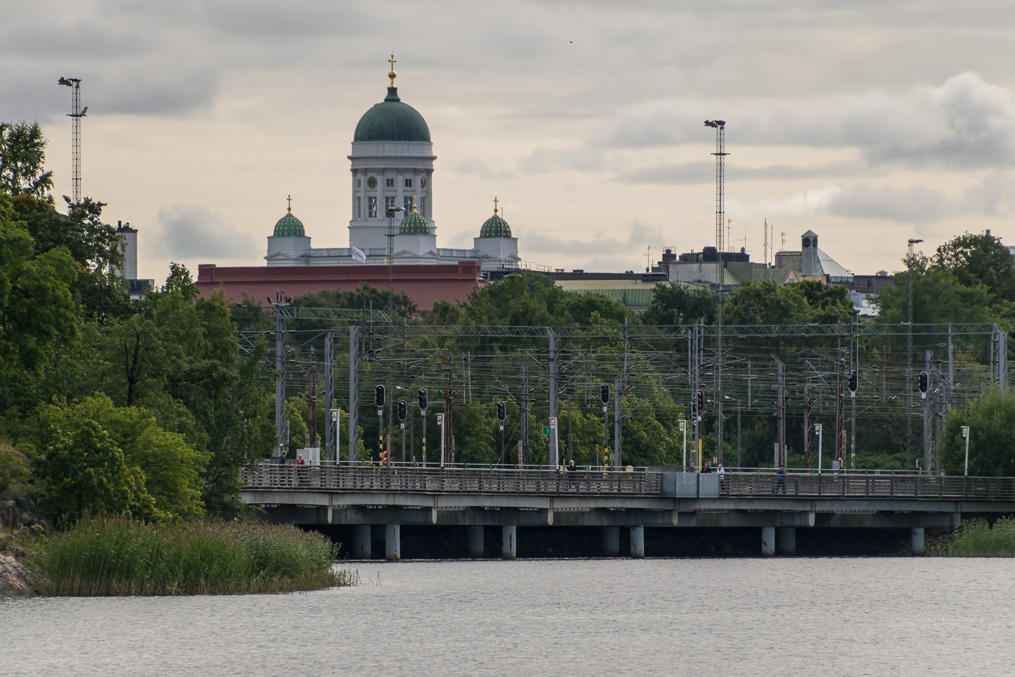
[330,408,341,464]
[678,419,687,470]
[814,422,823,474]
[724,395,742,469]
[386,206,404,313]
[961,425,970,476]
[906,238,923,457]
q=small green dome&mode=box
[354,87,431,143]
[273,207,305,237]
[399,206,430,235]
[479,200,512,238]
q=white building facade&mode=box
[266,60,519,273]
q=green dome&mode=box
[273,208,305,237]
[479,210,511,238]
[353,87,431,143]
[399,207,430,235]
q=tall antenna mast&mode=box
[704,120,727,261]
[704,119,727,464]
[57,77,86,203]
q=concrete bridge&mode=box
[241,464,1015,558]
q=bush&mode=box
[0,442,29,496]
[930,517,1015,557]
[27,516,351,595]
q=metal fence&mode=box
[242,463,1015,501]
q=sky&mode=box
[6,1,1015,284]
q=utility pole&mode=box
[386,206,403,314]
[775,358,786,467]
[923,350,933,473]
[324,330,334,461]
[521,363,529,465]
[906,238,923,459]
[304,348,318,448]
[57,77,86,203]
[270,290,290,454]
[348,326,359,463]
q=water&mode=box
[2,558,1012,676]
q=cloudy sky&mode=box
[6,1,1015,283]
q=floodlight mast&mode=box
[58,76,86,203]
[704,119,728,464]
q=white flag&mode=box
[351,246,366,263]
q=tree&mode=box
[0,121,53,201]
[642,283,716,326]
[874,259,992,326]
[0,194,77,375]
[933,231,1015,305]
[939,388,1015,476]
[723,280,809,325]
[34,419,158,528]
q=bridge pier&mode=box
[353,525,372,558]
[602,526,620,556]
[630,526,645,558]
[911,527,925,556]
[385,524,401,560]
[468,526,484,558]
[501,525,517,559]
[776,527,796,556]
[761,526,775,556]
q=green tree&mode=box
[933,231,1015,305]
[874,258,992,326]
[642,283,716,326]
[35,420,158,528]
[0,194,77,376]
[35,395,208,519]
[940,388,1015,476]
[0,121,53,201]
[724,280,809,325]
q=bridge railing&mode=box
[722,472,1015,500]
[242,463,662,496]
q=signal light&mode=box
[601,383,610,404]
[375,385,385,407]
[496,401,506,421]
[418,388,427,411]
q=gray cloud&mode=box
[521,219,663,257]
[823,184,951,223]
[156,205,261,259]
[616,160,868,185]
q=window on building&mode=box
[403,196,413,213]
[385,196,396,213]
[405,178,413,188]
[355,196,361,219]
[385,178,395,188]
[368,196,378,218]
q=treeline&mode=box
[4,120,1015,532]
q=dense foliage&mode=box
[4,120,1015,539]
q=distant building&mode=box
[114,220,154,300]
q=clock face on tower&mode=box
[367,176,377,189]
[802,237,811,248]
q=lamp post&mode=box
[814,422,823,475]
[906,238,923,458]
[330,408,341,464]
[678,419,687,470]
[724,395,742,469]
[386,206,404,313]
[962,425,970,476]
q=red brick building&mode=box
[196,260,484,310]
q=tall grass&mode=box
[27,517,356,595]
[930,517,1015,557]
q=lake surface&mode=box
[1,557,1012,676]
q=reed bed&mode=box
[28,517,355,595]
[930,517,1015,557]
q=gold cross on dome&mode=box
[388,54,397,86]
[286,194,292,213]
[493,196,499,215]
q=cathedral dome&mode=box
[353,88,430,143]
[273,201,305,237]
[354,57,430,143]
[399,203,430,235]
[479,198,511,238]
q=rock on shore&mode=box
[0,553,34,595]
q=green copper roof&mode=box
[353,87,431,143]
[273,209,305,237]
[479,213,511,238]
[399,207,430,235]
